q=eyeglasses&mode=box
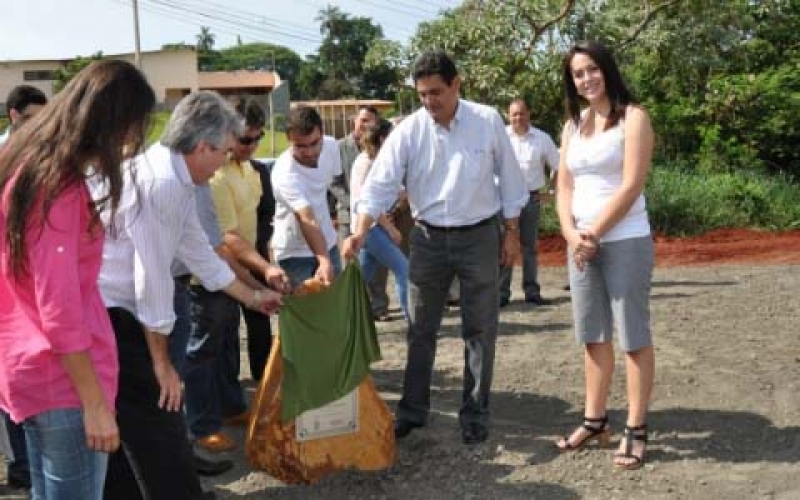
[238,131,264,146]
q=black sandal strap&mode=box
[581,415,608,433]
[623,424,648,443]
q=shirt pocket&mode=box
[463,147,491,181]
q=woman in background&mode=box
[554,41,655,471]
[0,59,155,498]
[350,119,410,321]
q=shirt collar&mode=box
[159,143,193,186]
[429,99,465,130]
[507,124,534,138]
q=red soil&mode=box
[538,228,800,267]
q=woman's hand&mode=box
[384,221,403,246]
[570,229,599,271]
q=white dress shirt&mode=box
[92,143,235,335]
[506,125,560,192]
[358,99,529,227]
[271,135,341,260]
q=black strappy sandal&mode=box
[613,424,648,470]
[556,415,612,452]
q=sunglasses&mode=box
[238,132,264,146]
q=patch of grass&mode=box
[146,111,289,160]
[539,162,800,236]
[645,164,800,235]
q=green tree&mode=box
[410,0,576,133]
[311,6,393,99]
[196,26,216,52]
[53,52,104,93]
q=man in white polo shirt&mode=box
[272,105,343,287]
[499,98,559,307]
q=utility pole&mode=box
[132,0,142,69]
[269,50,276,157]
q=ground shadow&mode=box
[637,407,800,465]
[224,387,578,500]
[652,279,738,288]
[650,292,693,300]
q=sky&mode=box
[0,0,460,61]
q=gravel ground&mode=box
[3,263,798,500]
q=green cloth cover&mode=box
[279,263,381,422]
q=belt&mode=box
[417,216,495,233]
[174,274,191,286]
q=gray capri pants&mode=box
[568,235,655,352]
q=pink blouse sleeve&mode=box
[27,185,94,354]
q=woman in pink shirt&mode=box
[0,60,155,499]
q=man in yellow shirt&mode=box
[210,99,280,381]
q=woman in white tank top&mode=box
[553,41,656,471]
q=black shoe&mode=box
[525,295,550,306]
[498,297,510,308]
[193,454,234,477]
[6,470,31,490]
[461,423,488,445]
[394,420,423,439]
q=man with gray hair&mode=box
[94,91,283,500]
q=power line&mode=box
[146,0,321,43]
[109,0,320,54]
[171,0,322,40]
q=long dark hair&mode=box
[360,119,393,160]
[562,41,636,130]
[0,59,156,276]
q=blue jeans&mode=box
[168,277,192,377]
[359,226,409,320]
[279,246,342,289]
[23,408,108,500]
[184,286,246,438]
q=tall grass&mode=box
[539,163,800,236]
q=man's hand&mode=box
[315,258,335,286]
[152,360,182,412]
[264,264,291,294]
[500,230,520,267]
[342,234,365,260]
[83,402,120,453]
[251,288,283,315]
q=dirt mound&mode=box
[538,228,800,267]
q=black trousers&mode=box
[103,308,204,500]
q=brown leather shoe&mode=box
[223,410,251,428]
[195,432,236,453]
